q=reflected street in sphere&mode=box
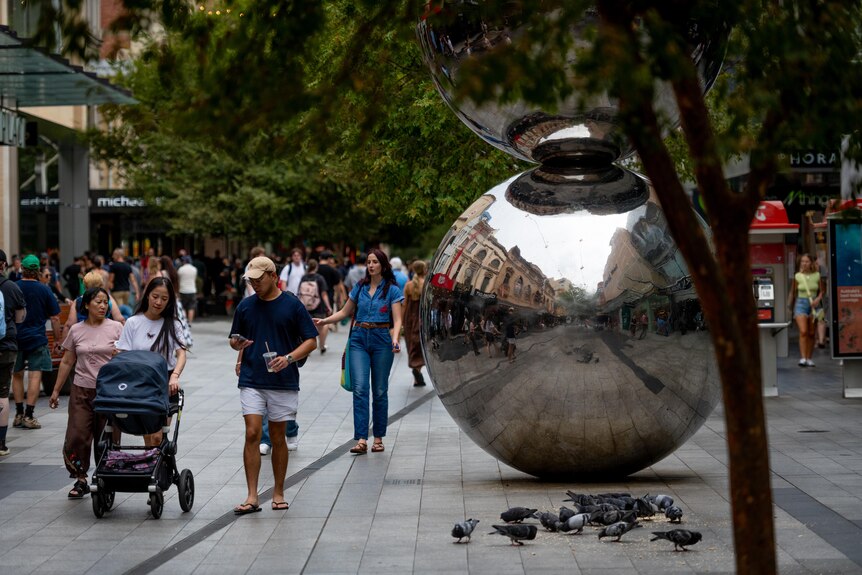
[420,168,720,479]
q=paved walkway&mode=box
[1,318,861,574]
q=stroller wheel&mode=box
[149,488,164,519]
[92,491,106,518]
[103,489,115,511]
[178,469,195,512]
[95,478,115,512]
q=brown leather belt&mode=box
[356,322,390,329]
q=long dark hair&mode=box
[80,287,110,318]
[159,256,179,294]
[135,277,186,358]
[358,248,397,297]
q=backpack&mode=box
[298,275,321,311]
[0,287,6,339]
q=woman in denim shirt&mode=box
[314,249,403,454]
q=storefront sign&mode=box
[0,108,27,147]
[21,194,149,209]
[786,151,839,168]
[95,195,147,208]
[20,197,61,207]
[470,289,497,301]
[829,218,862,358]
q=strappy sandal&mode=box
[350,441,367,455]
[68,479,88,499]
[371,440,384,452]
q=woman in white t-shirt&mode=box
[49,287,123,499]
[116,277,187,446]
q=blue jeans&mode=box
[261,417,298,447]
[349,327,394,440]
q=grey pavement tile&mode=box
[86,545,164,575]
[147,540,219,575]
[796,558,862,574]
[5,321,862,574]
[30,559,99,575]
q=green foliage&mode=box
[85,0,521,245]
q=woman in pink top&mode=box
[48,287,123,498]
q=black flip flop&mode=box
[271,501,290,511]
[234,502,262,515]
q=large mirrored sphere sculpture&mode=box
[420,169,720,478]
[417,2,726,164]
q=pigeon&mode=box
[633,497,657,518]
[590,509,636,525]
[598,521,638,542]
[598,492,631,499]
[563,491,593,505]
[599,497,629,508]
[489,524,538,546]
[664,505,683,523]
[451,518,480,543]
[500,507,537,523]
[557,512,590,534]
[651,529,703,551]
[654,494,674,511]
[536,511,559,532]
[558,506,576,523]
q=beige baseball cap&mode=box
[245,256,276,280]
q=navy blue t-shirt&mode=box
[15,279,60,352]
[230,291,318,391]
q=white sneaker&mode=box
[287,441,298,452]
[259,444,271,455]
[798,358,807,367]
[806,359,816,367]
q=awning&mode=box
[0,26,136,107]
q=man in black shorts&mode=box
[108,248,138,307]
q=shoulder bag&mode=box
[340,316,356,392]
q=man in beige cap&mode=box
[228,256,318,514]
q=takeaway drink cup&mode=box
[263,352,278,373]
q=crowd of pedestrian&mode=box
[1,241,430,515]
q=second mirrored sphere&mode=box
[417,2,726,164]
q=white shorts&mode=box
[240,387,298,422]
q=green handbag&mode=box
[340,318,355,392]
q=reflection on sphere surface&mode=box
[420,170,720,478]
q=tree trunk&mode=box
[595,3,778,573]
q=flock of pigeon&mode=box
[452,490,703,552]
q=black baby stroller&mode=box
[90,350,195,519]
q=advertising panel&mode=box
[829,218,862,358]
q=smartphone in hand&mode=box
[230,333,249,343]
